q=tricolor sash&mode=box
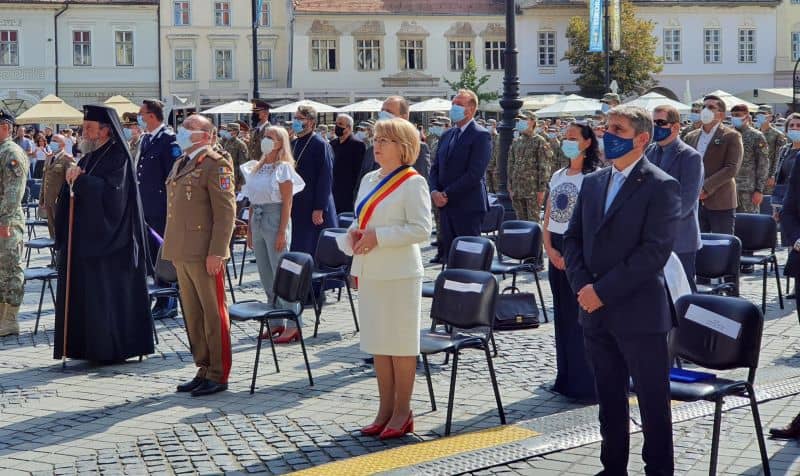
[355,165,418,230]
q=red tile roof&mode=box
[294,0,506,15]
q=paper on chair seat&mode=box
[456,241,483,254]
[701,239,730,246]
[685,304,742,339]
[280,259,303,275]
[504,228,528,234]
[324,230,345,237]
[241,209,250,220]
[443,280,483,293]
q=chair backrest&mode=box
[274,252,314,304]
[154,247,179,284]
[496,220,542,261]
[734,213,777,252]
[695,233,741,280]
[337,212,355,229]
[759,195,773,215]
[447,236,494,271]
[480,204,505,234]
[430,269,498,330]
[315,228,351,269]
[670,294,763,380]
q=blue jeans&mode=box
[250,203,301,328]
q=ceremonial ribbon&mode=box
[355,165,418,231]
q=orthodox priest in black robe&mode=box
[53,104,154,362]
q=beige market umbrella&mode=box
[695,90,758,113]
[103,95,140,118]
[534,94,602,118]
[270,99,338,114]
[624,92,690,114]
[15,94,83,124]
[409,98,452,112]
[336,99,384,113]
[481,94,564,113]
[200,100,254,114]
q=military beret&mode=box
[692,100,704,108]
[234,120,250,132]
[730,104,749,114]
[601,93,621,103]
[438,117,452,125]
[757,105,773,114]
[226,122,240,132]
[0,108,14,125]
[522,111,537,120]
[251,99,271,111]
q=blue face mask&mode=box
[688,112,700,122]
[731,117,745,129]
[378,110,394,121]
[137,114,147,129]
[430,126,442,137]
[788,130,800,143]
[601,103,610,113]
[292,119,305,134]
[754,114,766,127]
[48,142,61,153]
[560,140,581,159]
[449,104,466,123]
[547,132,557,140]
[515,120,528,132]
[602,131,635,160]
[176,126,198,150]
[122,128,133,141]
[220,130,232,140]
[653,126,672,142]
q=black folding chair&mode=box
[228,252,314,392]
[25,267,57,335]
[422,235,495,299]
[147,248,186,346]
[695,234,741,296]
[310,228,358,338]
[24,237,55,267]
[337,212,355,229]
[490,220,548,322]
[734,213,783,313]
[480,204,504,240]
[669,294,770,476]
[420,269,504,436]
[26,218,47,240]
[226,260,237,303]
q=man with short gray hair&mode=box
[331,113,365,213]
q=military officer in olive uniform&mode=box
[507,111,553,222]
[756,105,787,195]
[730,104,769,213]
[220,122,248,192]
[38,133,74,238]
[121,112,142,159]
[0,109,29,337]
[539,118,566,171]
[487,124,500,193]
[163,114,236,397]
[248,100,271,163]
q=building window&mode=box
[793,32,800,61]
[484,40,505,71]
[173,1,190,26]
[0,30,19,66]
[115,30,134,66]
[703,28,721,64]
[214,49,233,80]
[449,40,472,71]
[174,48,193,80]
[214,2,231,27]
[257,48,272,80]
[356,39,381,71]
[73,30,91,66]
[537,31,556,66]
[738,28,756,63]
[400,39,424,70]
[311,39,336,71]
[792,0,800,4]
[259,1,271,27]
[662,29,681,63]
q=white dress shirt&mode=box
[695,123,720,158]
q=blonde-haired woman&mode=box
[340,118,432,439]
[242,126,306,343]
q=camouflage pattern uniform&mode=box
[0,136,29,335]
[221,133,248,192]
[486,133,500,193]
[546,134,566,171]
[762,125,786,195]
[680,123,700,141]
[735,125,769,213]
[507,130,553,222]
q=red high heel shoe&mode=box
[379,412,414,440]
[260,325,284,340]
[273,327,300,344]
[360,420,389,436]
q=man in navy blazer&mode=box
[646,104,704,291]
[564,105,680,476]
[138,99,180,318]
[429,89,491,260]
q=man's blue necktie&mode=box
[447,128,461,157]
[604,172,626,213]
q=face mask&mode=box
[601,103,610,113]
[547,132,557,140]
[430,126,443,137]
[220,130,232,140]
[334,126,346,137]
[788,130,800,143]
[48,142,61,153]
[561,140,581,159]
[354,131,366,141]
[754,114,766,127]
[700,107,715,125]
[176,126,200,150]
[653,126,672,142]
[260,137,274,155]
[137,114,146,129]
[292,119,305,134]
[122,128,133,141]
[688,112,700,122]
[602,131,635,160]
[378,111,394,121]
[449,104,466,123]
[731,117,745,129]
[515,120,528,132]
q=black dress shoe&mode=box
[787,292,796,300]
[191,380,228,397]
[176,377,205,393]
[429,255,442,264]
[741,264,755,274]
[152,306,179,320]
[770,414,800,439]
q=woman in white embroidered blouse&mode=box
[241,126,305,343]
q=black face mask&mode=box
[334,126,346,137]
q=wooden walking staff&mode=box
[62,181,75,370]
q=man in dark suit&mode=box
[564,105,680,476]
[138,99,181,319]
[684,95,743,235]
[646,104,704,291]
[429,89,491,261]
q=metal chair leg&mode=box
[264,319,278,373]
[709,397,723,476]
[533,271,548,322]
[311,283,322,338]
[229,244,238,279]
[238,245,247,286]
[445,352,460,436]
[345,279,359,333]
[296,322,314,386]
[33,279,46,335]
[484,345,506,425]
[226,264,236,303]
[422,354,436,411]
[761,264,768,314]
[774,256,784,309]
[744,383,772,476]
[250,320,265,394]
[490,332,498,357]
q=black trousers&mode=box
[677,251,697,293]
[699,205,734,235]
[583,325,674,476]
[437,208,484,261]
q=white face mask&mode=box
[354,131,367,141]
[260,137,274,155]
[700,107,716,125]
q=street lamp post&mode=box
[496,0,523,218]
[251,0,260,99]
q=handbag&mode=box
[494,292,539,331]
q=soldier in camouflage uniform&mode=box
[248,99,271,163]
[487,120,500,193]
[0,109,29,336]
[220,122,248,192]
[755,105,787,195]
[540,120,566,171]
[730,104,769,213]
[507,112,553,222]
[680,101,703,140]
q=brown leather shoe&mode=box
[770,413,800,439]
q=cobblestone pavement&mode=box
[2,235,800,475]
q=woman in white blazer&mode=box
[340,118,432,440]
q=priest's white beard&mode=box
[78,137,108,155]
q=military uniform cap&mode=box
[251,99,271,111]
[121,112,137,126]
[601,92,620,103]
[235,120,250,132]
[487,118,497,124]
[757,105,773,114]
[0,108,14,126]
[692,100,704,108]
[226,122,240,132]
[521,111,537,120]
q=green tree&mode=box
[444,56,499,103]
[563,0,663,98]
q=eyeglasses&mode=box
[653,119,675,127]
[705,104,719,111]
[373,137,397,146]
